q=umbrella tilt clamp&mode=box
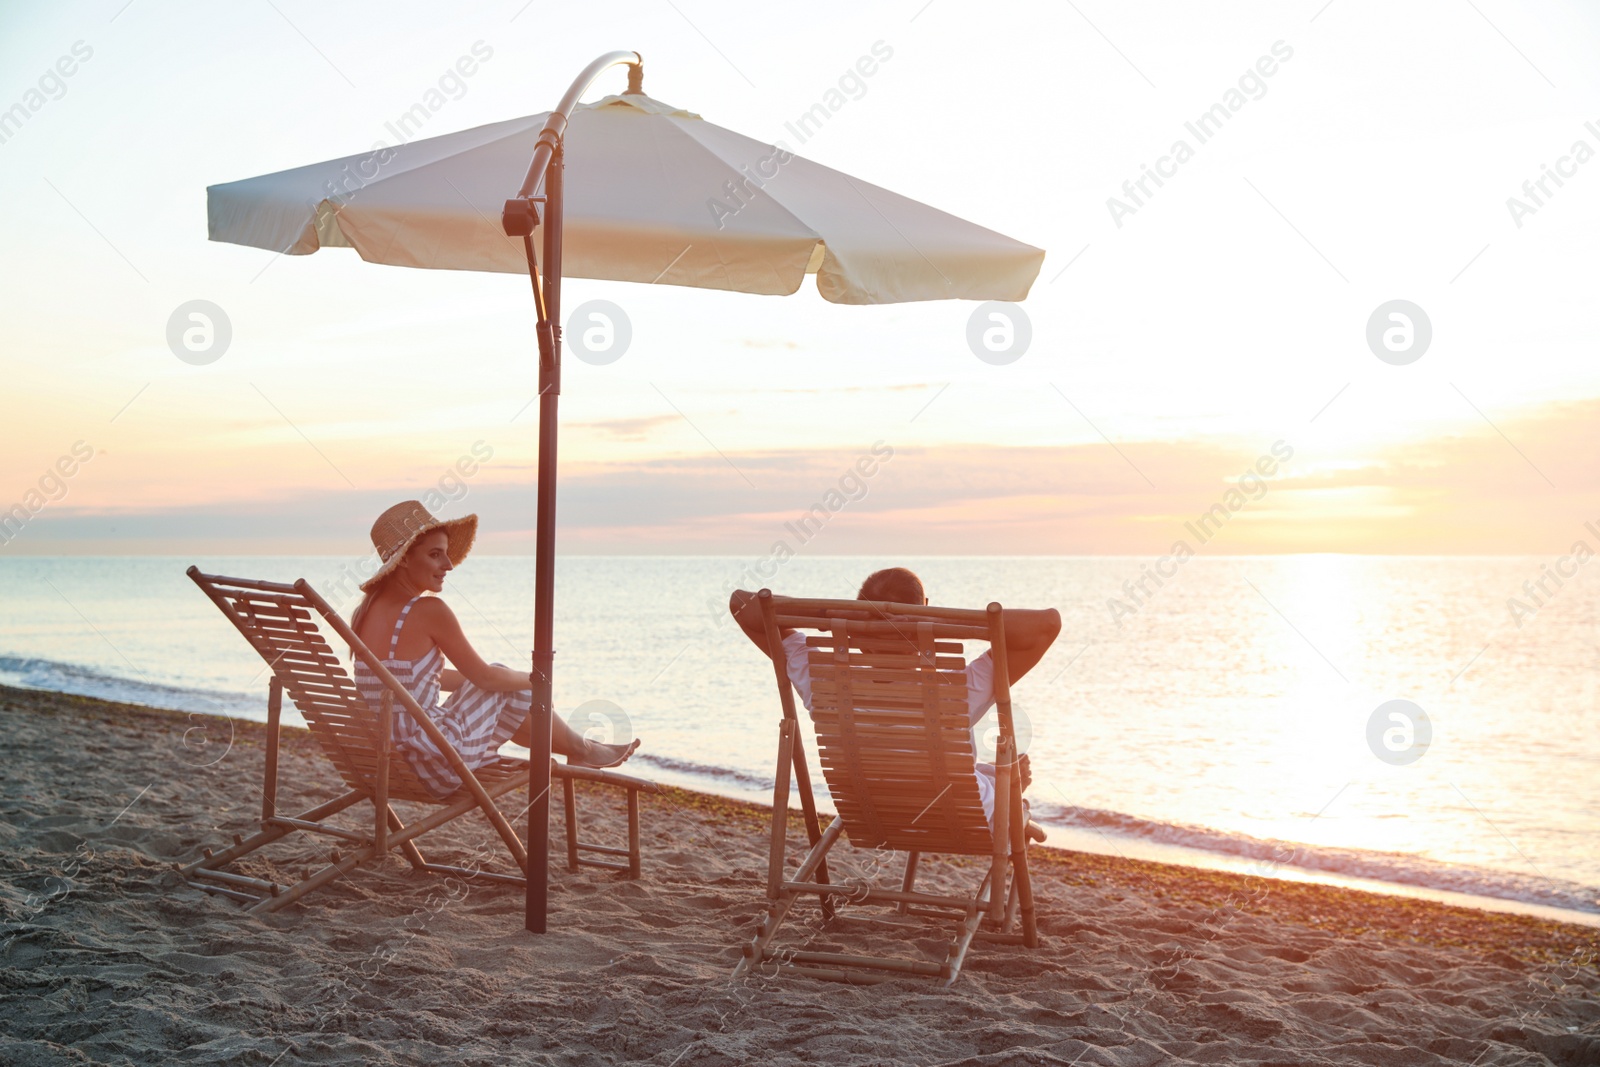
[502,194,546,237]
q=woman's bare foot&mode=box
[569,737,640,769]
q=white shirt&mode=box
[779,630,1003,826]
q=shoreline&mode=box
[3,683,1598,1065]
[7,678,1596,930]
[4,682,1595,961]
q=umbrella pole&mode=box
[501,49,642,935]
[526,142,564,934]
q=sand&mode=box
[0,684,1595,1067]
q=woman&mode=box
[350,500,639,797]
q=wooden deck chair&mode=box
[732,591,1039,986]
[179,567,656,913]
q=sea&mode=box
[2,555,1595,925]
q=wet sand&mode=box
[1,684,1595,1066]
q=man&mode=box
[729,567,1061,835]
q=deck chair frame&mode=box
[179,567,654,913]
[733,591,1038,986]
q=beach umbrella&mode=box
[207,51,1045,933]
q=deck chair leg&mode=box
[181,789,368,879]
[373,694,393,855]
[479,789,529,875]
[262,679,282,821]
[563,776,580,872]
[627,788,641,879]
[896,851,920,915]
[1012,854,1037,948]
[734,817,844,980]
[942,874,991,986]
[1009,794,1038,949]
[756,594,833,920]
[385,806,429,870]
[544,766,653,879]
[250,843,378,914]
[767,720,795,901]
[251,792,505,914]
[989,739,1014,923]
[788,727,832,920]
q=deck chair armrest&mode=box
[495,750,659,792]
[552,762,660,792]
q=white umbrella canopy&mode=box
[208,92,1044,304]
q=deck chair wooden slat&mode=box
[734,590,1039,986]
[179,567,657,912]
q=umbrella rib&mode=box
[649,382,756,489]
[840,175,950,288]
[441,174,526,254]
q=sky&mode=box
[2,0,1599,556]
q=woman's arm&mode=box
[415,599,530,692]
[439,668,464,692]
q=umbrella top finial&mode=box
[625,54,644,95]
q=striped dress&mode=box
[353,595,532,798]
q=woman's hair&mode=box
[856,567,925,606]
[347,571,397,653]
[349,585,380,639]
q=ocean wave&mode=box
[607,755,1600,916]
[633,752,774,792]
[1028,799,1600,917]
[0,655,262,719]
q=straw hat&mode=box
[360,500,478,592]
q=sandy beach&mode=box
[1,684,1595,1067]
[10,4,1600,1064]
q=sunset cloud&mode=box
[14,399,1598,556]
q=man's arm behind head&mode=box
[729,589,797,659]
[999,607,1062,685]
[734,587,1058,683]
